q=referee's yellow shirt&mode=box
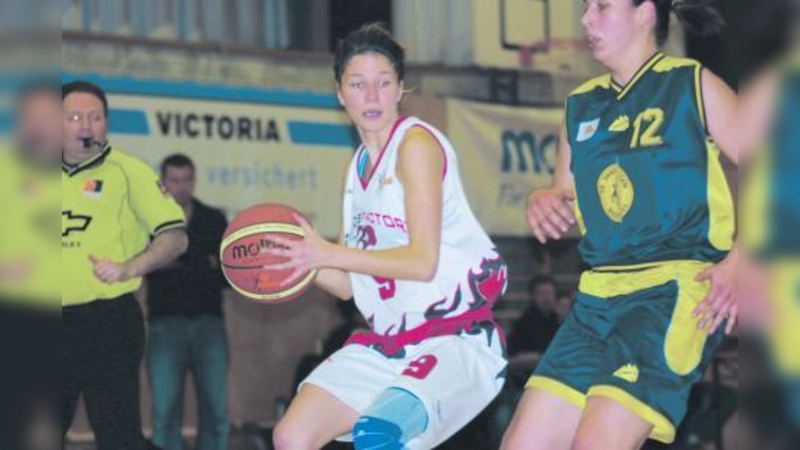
[62,145,185,307]
[0,149,60,308]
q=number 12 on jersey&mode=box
[630,108,665,149]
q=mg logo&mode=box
[232,238,284,260]
[501,131,557,174]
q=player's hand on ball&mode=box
[89,255,132,284]
[263,213,334,287]
[526,188,576,244]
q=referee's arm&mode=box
[126,156,189,278]
[125,228,188,278]
[90,156,189,284]
[89,226,188,284]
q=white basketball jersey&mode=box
[343,116,507,336]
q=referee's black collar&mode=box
[62,143,112,177]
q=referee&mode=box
[0,82,61,449]
[62,80,188,449]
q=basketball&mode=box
[220,203,317,303]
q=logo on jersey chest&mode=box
[597,164,634,222]
[608,115,630,132]
[380,175,394,188]
[371,168,394,190]
[62,210,93,237]
[576,118,600,142]
[83,179,104,198]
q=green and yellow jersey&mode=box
[741,61,800,378]
[62,144,184,307]
[566,53,734,268]
[742,63,800,258]
[0,148,60,307]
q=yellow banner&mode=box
[447,98,563,236]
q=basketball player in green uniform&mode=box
[740,49,800,440]
[502,1,737,449]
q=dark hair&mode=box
[62,80,109,116]
[16,80,61,110]
[161,153,195,178]
[634,0,725,47]
[528,275,556,294]
[333,23,405,84]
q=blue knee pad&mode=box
[352,388,429,450]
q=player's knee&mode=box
[571,431,630,450]
[500,428,556,450]
[352,416,404,450]
[570,434,596,450]
[353,387,430,449]
[499,429,526,450]
[272,417,315,450]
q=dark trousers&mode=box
[148,315,230,450]
[0,301,59,450]
[63,294,151,450]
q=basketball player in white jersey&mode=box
[266,23,508,450]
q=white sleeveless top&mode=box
[342,116,507,336]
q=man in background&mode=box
[146,154,230,450]
[507,275,562,361]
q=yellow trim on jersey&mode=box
[526,376,587,409]
[588,385,676,444]
[579,260,713,376]
[663,266,713,376]
[766,260,800,375]
[615,52,664,100]
[740,148,770,251]
[570,74,613,96]
[579,260,711,297]
[652,55,699,72]
[650,55,707,131]
[706,140,735,251]
[694,64,707,131]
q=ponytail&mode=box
[635,0,725,46]
[672,0,726,38]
